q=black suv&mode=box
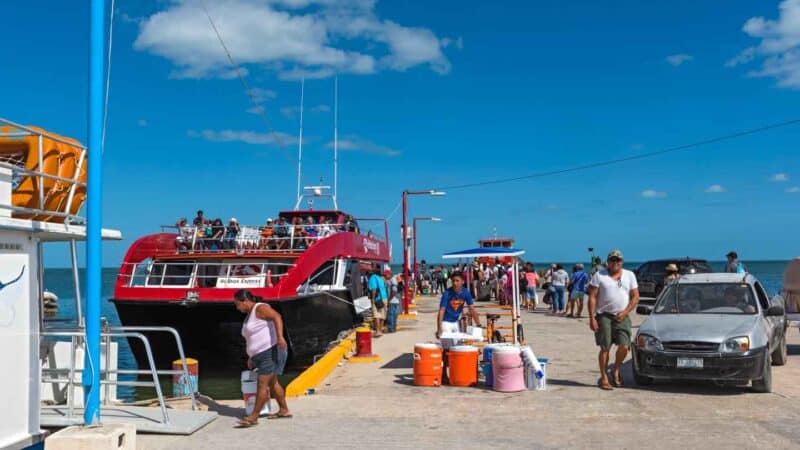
[634,258,713,301]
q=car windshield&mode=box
[645,260,712,278]
[654,283,758,315]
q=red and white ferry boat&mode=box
[112,185,390,369]
[477,234,516,265]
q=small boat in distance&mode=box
[477,231,516,265]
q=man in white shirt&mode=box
[587,250,639,391]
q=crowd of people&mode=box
[173,210,361,252]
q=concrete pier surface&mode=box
[139,295,800,449]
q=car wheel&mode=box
[632,362,653,386]
[772,334,788,366]
[751,353,773,393]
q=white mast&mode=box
[295,78,305,209]
[333,76,339,209]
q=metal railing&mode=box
[162,222,353,255]
[40,325,194,426]
[119,260,296,288]
[0,118,87,223]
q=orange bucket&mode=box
[413,343,442,387]
[447,345,479,387]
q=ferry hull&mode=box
[111,290,358,370]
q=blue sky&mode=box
[2,0,799,267]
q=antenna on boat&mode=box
[332,75,339,209]
[295,78,305,210]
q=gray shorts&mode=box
[251,345,287,376]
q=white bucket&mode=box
[241,370,275,416]
[535,358,548,391]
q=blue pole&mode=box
[83,0,104,425]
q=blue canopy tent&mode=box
[442,247,525,344]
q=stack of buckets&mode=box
[482,344,547,392]
[241,370,276,416]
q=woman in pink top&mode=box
[233,289,291,427]
[524,264,539,311]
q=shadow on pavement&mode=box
[382,353,413,369]
[618,360,748,396]
[392,374,415,386]
[547,378,597,388]
[198,394,242,418]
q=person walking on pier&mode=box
[566,263,589,318]
[587,250,639,390]
[551,264,569,315]
[233,289,291,427]
[368,264,389,337]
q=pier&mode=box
[139,293,800,449]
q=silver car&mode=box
[633,273,787,393]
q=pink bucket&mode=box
[492,346,526,392]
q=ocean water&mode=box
[44,260,789,401]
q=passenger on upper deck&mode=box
[292,226,308,251]
[224,218,240,250]
[260,218,274,250]
[192,210,205,227]
[344,215,358,233]
[317,217,335,238]
[209,218,225,250]
[175,218,193,252]
[304,216,318,239]
[273,217,289,250]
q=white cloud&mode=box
[134,0,453,80]
[187,129,297,146]
[641,189,667,199]
[137,119,148,127]
[326,134,400,156]
[786,186,800,193]
[244,88,277,114]
[280,104,330,118]
[728,0,800,88]
[665,53,693,66]
[705,184,726,193]
[770,173,790,182]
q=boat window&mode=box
[146,263,165,286]
[129,258,152,286]
[309,261,335,285]
[162,263,194,286]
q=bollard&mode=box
[172,358,198,397]
[349,327,381,362]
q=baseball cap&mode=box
[726,251,738,258]
[607,250,624,260]
[383,269,392,276]
[230,217,237,223]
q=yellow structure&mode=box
[0,124,87,222]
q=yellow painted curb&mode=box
[286,331,355,397]
[398,312,418,320]
[348,355,382,363]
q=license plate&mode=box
[677,357,703,369]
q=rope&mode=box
[101,0,115,153]
[199,1,293,163]
[431,118,800,191]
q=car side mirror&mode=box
[766,305,784,316]
[636,305,652,315]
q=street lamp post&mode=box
[401,190,445,316]
[412,217,441,297]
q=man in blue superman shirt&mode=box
[436,271,482,339]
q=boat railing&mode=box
[40,324,194,426]
[0,118,87,223]
[119,260,295,288]
[155,222,379,256]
